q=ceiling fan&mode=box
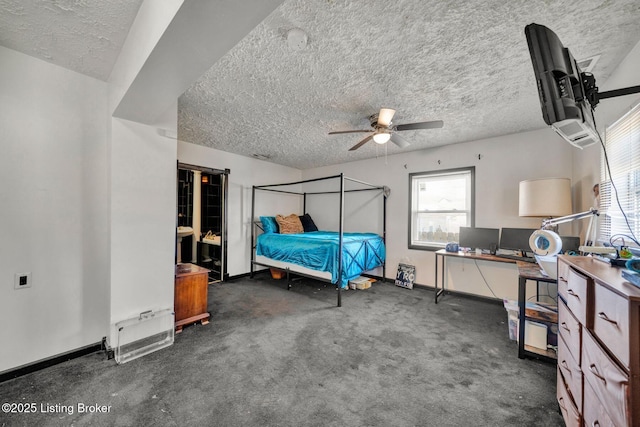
[329,108,444,151]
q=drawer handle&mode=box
[557,396,566,410]
[567,289,580,299]
[558,276,567,282]
[597,312,618,325]
[560,321,570,332]
[592,421,600,427]
[589,364,607,384]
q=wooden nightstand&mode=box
[174,263,211,333]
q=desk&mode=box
[434,249,515,303]
[516,261,557,361]
[434,250,558,360]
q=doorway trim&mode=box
[177,162,230,282]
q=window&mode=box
[599,102,640,246]
[409,167,474,249]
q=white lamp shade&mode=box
[519,178,572,217]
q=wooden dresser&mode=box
[556,255,640,426]
[174,263,210,333]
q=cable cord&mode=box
[592,108,639,246]
[473,259,499,299]
[526,281,557,304]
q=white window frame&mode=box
[408,167,475,250]
[599,101,640,247]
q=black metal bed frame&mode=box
[250,173,387,307]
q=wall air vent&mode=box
[577,54,601,73]
[552,118,599,149]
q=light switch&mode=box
[14,272,32,289]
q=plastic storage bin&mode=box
[115,308,174,364]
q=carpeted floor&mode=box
[0,274,563,426]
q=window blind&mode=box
[409,167,474,249]
[599,101,640,246]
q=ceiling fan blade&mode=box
[328,130,371,135]
[390,133,410,149]
[395,120,444,131]
[377,108,396,127]
[349,134,374,151]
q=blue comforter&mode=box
[256,231,386,288]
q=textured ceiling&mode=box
[1,1,639,170]
[178,0,640,169]
[0,0,143,81]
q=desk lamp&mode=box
[519,178,615,278]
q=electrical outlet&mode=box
[14,272,32,290]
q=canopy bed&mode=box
[250,174,388,307]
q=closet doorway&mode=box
[176,163,229,283]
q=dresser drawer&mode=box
[557,366,581,427]
[594,283,630,369]
[582,330,629,427]
[557,259,570,302]
[583,379,616,427]
[558,334,582,409]
[566,268,590,327]
[558,298,581,365]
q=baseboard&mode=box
[0,341,104,383]
[410,281,434,291]
[241,271,501,304]
[227,271,253,281]
[389,280,502,305]
[424,284,503,304]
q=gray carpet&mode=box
[0,274,563,426]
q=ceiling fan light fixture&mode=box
[329,108,443,151]
[373,132,391,144]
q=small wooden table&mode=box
[516,261,557,361]
[174,263,211,333]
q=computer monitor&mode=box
[458,227,499,251]
[560,236,581,254]
[499,228,538,254]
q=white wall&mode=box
[0,46,109,372]
[302,176,385,234]
[177,141,301,276]
[106,2,183,346]
[108,118,177,344]
[302,128,575,300]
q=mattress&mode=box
[256,231,385,288]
